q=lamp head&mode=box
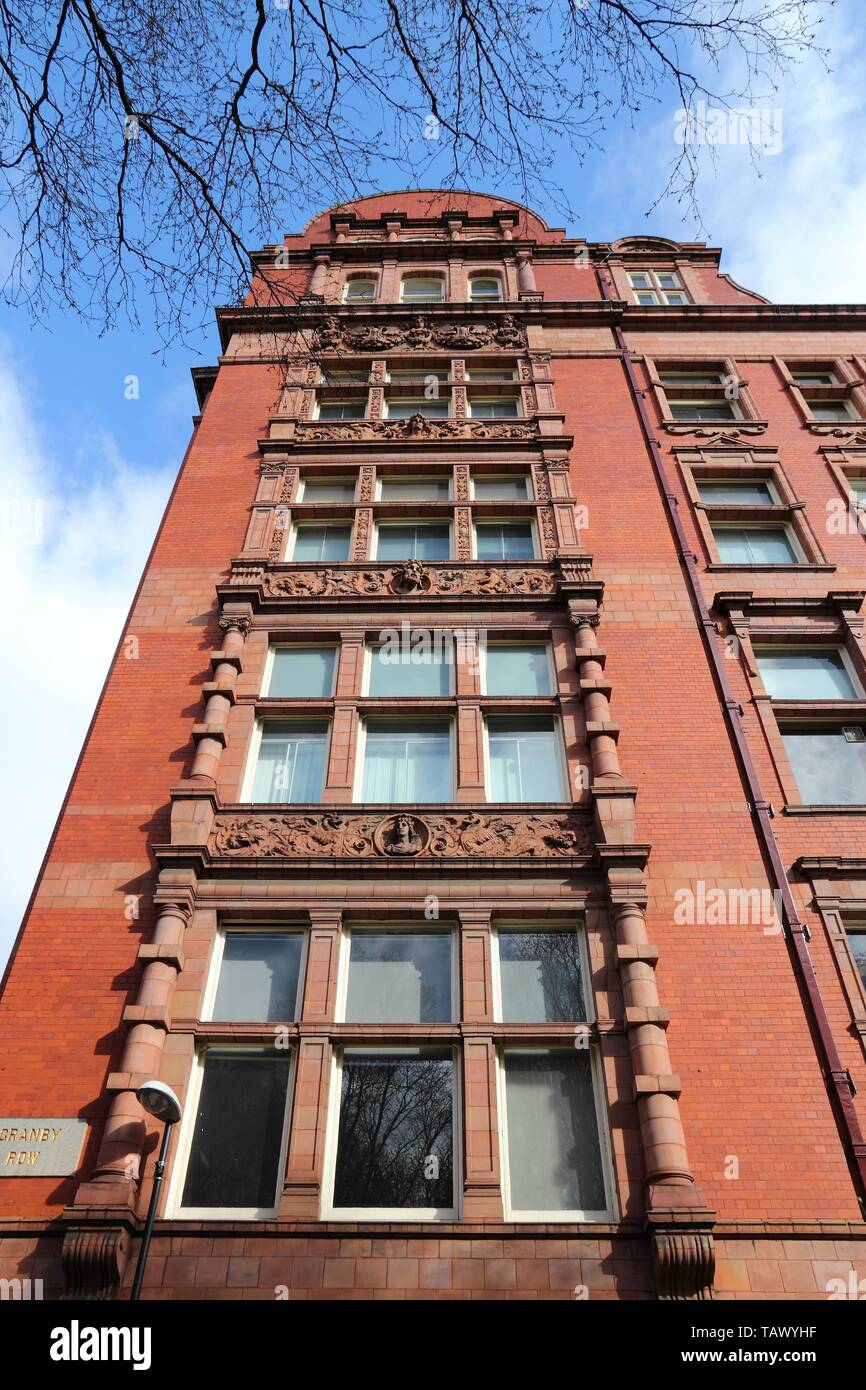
[136,1080,182,1125]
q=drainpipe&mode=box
[595,266,866,1212]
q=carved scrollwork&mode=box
[312,312,526,354]
[300,414,538,443]
[264,563,558,600]
[212,809,593,860]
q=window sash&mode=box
[486,716,565,801]
[343,280,376,302]
[472,474,529,499]
[496,930,587,1022]
[378,477,450,500]
[317,401,366,420]
[290,524,352,562]
[755,648,859,701]
[376,522,451,561]
[484,643,553,696]
[400,278,445,302]
[268,646,337,698]
[474,522,535,561]
[361,719,452,802]
[668,400,737,421]
[697,479,774,505]
[469,278,502,301]
[367,642,453,697]
[468,396,520,418]
[386,398,450,419]
[251,723,328,803]
[781,726,866,805]
[712,525,798,565]
[211,932,305,1023]
[344,930,453,1023]
[300,479,356,501]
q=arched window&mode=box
[343,278,377,303]
[400,275,445,303]
[469,276,502,302]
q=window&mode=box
[343,278,376,303]
[320,369,370,386]
[486,715,566,801]
[484,642,553,696]
[300,478,356,502]
[267,646,337,698]
[468,276,502,302]
[781,726,866,805]
[376,522,450,560]
[697,479,775,505]
[472,473,529,499]
[386,369,449,387]
[467,368,516,383]
[378,476,450,500]
[850,479,866,505]
[360,718,452,802]
[474,521,535,560]
[755,648,860,700]
[792,371,837,387]
[400,276,445,303]
[629,270,688,306]
[210,933,305,1023]
[495,929,586,1021]
[467,395,520,419]
[658,371,724,388]
[290,523,351,562]
[385,397,450,419]
[668,400,737,422]
[178,1050,291,1215]
[805,400,855,421]
[847,926,866,990]
[328,1048,456,1216]
[367,641,452,697]
[344,929,452,1022]
[317,401,366,420]
[500,1050,608,1217]
[711,525,799,565]
[251,722,329,803]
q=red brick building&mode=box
[2,189,866,1302]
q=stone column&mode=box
[308,254,330,296]
[189,613,250,784]
[516,251,537,294]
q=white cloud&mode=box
[0,355,173,970]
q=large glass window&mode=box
[468,276,502,302]
[467,395,520,419]
[291,524,352,562]
[211,933,304,1022]
[781,726,866,805]
[376,522,450,561]
[317,401,366,420]
[712,525,798,565]
[300,478,356,502]
[472,474,529,499]
[331,1048,455,1212]
[180,1051,290,1212]
[806,400,855,420]
[486,715,565,801]
[501,1050,607,1215]
[268,646,337,698]
[385,398,450,419]
[400,277,445,303]
[497,930,585,1022]
[484,642,552,696]
[756,648,859,700]
[251,722,328,803]
[669,400,737,421]
[345,930,452,1022]
[367,641,452,697]
[847,927,866,990]
[474,521,535,561]
[361,719,451,802]
[379,476,450,500]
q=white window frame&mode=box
[399,275,446,304]
[805,397,857,420]
[335,921,459,1025]
[667,398,741,422]
[628,269,688,306]
[479,639,556,697]
[466,368,517,384]
[342,277,377,303]
[240,718,333,803]
[353,715,455,803]
[363,635,455,697]
[710,521,806,565]
[472,517,538,561]
[490,920,593,1025]
[321,1043,462,1221]
[202,923,309,1024]
[262,643,339,699]
[372,518,452,562]
[466,394,521,419]
[495,1044,617,1222]
[470,472,531,500]
[482,712,569,803]
[753,644,863,701]
[298,476,357,502]
[168,1045,295,1221]
[375,475,451,501]
[315,399,367,421]
[468,275,503,302]
[286,520,353,563]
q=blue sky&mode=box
[1,0,864,969]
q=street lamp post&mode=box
[129,1080,182,1302]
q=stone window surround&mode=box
[675,444,832,572]
[774,355,866,431]
[319,252,524,304]
[607,257,705,307]
[305,353,537,422]
[224,617,586,808]
[163,898,627,1223]
[822,444,866,529]
[795,857,866,1055]
[715,591,866,814]
[244,449,583,565]
[644,355,765,431]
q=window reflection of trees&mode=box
[499,932,585,1021]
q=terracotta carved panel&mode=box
[300,415,538,443]
[211,809,593,860]
[313,313,526,354]
[264,562,559,600]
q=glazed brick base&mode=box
[2,1227,865,1300]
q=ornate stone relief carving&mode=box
[313,312,526,354]
[357,465,376,502]
[264,562,559,600]
[300,414,538,443]
[212,809,593,860]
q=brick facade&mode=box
[1,191,865,1301]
